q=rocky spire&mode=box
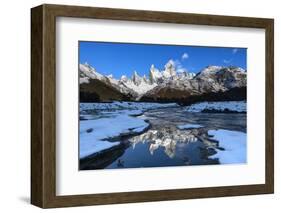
[163,60,176,78]
[149,64,161,84]
[132,71,142,85]
[149,64,155,84]
[143,74,148,83]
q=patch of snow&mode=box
[79,77,89,84]
[199,66,223,75]
[120,75,128,82]
[185,101,246,113]
[208,129,246,164]
[235,67,246,72]
[177,124,204,129]
[107,76,119,85]
[79,63,104,81]
[80,110,150,159]
[122,80,157,95]
[80,139,120,160]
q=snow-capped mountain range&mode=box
[79,60,246,103]
[80,60,196,96]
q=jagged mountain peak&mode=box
[131,70,142,86]
[80,63,157,96]
[199,65,246,76]
[163,59,177,77]
[200,65,223,74]
[120,75,128,82]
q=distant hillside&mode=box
[140,86,246,105]
[80,79,132,102]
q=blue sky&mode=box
[79,41,247,79]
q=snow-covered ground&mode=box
[80,110,150,159]
[80,101,179,112]
[209,129,246,164]
[177,124,204,129]
[185,101,246,113]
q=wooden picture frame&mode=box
[31,4,274,208]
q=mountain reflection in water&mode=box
[129,127,216,159]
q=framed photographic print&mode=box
[31,4,274,208]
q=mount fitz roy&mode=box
[79,60,246,104]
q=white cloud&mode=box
[177,68,188,73]
[167,59,189,73]
[232,48,238,54]
[223,59,232,64]
[166,59,176,67]
[181,53,189,60]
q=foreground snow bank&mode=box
[185,101,246,113]
[80,101,179,112]
[80,111,149,159]
[209,129,246,164]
